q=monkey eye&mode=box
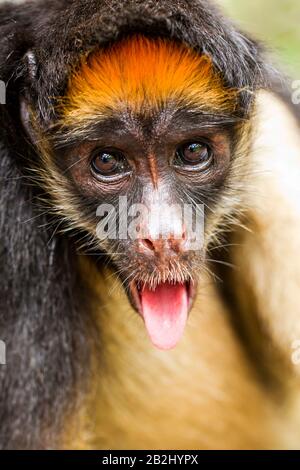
[173,142,213,171]
[90,149,131,180]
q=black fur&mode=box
[0,0,272,449]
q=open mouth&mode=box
[128,279,197,350]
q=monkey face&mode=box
[24,36,247,349]
[56,106,236,349]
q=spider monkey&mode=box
[1,0,300,450]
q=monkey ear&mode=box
[0,6,36,145]
[20,50,54,146]
[19,49,40,143]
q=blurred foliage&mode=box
[0,0,299,75]
[220,0,300,77]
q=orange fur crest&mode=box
[62,36,237,123]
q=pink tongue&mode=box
[140,282,188,350]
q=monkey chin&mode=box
[127,279,197,351]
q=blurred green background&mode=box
[1,1,299,76]
[220,0,300,77]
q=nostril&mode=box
[168,234,186,254]
[141,238,155,252]
[168,238,179,253]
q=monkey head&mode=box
[16,3,268,351]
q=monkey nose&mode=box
[138,232,187,258]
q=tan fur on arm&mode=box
[233,91,300,366]
[225,91,300,438]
